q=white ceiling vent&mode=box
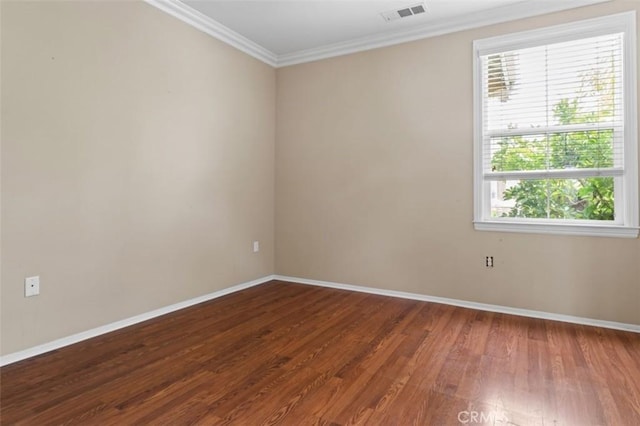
[381,3,427,22]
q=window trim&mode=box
[473,11,638,238]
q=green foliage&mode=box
[491,69,615,221]
[499,177,614,220]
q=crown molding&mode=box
[145,0,611,69]
[277,0,611,67]
[144,0,277,67]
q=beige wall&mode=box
[1,1,276,355]
[275,1,640,325]
[2,0,639,358]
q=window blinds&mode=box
[480,33,624,181]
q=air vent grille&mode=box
[381,3,427,22]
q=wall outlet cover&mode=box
[25,276,40,297]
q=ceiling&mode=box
[182,0,521,55]
[147,0,610,67]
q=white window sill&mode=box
[474,221,639,238]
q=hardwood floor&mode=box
[1,280,639,425]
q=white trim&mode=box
[0,275,275,367]
[3,273,637,366]
[622,11,639,234]
[143,0,277,67]
[278,0,611,67]
[474,221,639,238]
[474,9,632,54]
[274,275,640,333]
[473,11,638,238]
[144,0,609,68]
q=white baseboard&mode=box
[274,275,640,333]
[4,273,637,367]
[0,275,276,367]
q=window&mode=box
[473,12,638,238]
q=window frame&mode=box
[473,11,638,238]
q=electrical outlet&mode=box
[25,276,40,297]
[485,256,494,268]
[253,241,260,253]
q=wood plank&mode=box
[1,280,639,425]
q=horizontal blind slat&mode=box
[481,31,624,176]
[484,168,624,181]
[486,123,621,138]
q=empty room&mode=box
[1,0,639,424]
